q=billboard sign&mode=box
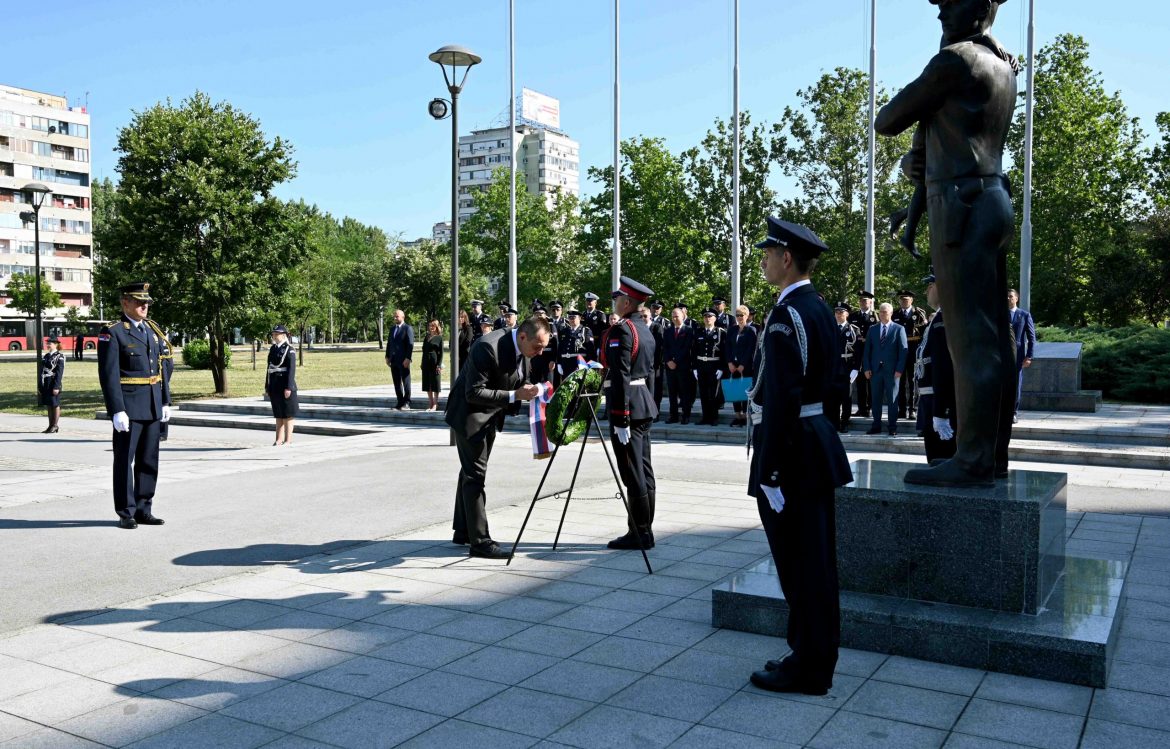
[520,88,560,129]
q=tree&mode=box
[97,91,303,394]
[89,176,121,319]
[581,137,709,306]
[4,273,62,317]
[1149,112,1170,211]
[384,239,452,324]
[682,114,778,310]
[773,68,914,305]
[1006,35,1148,325]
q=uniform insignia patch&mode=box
[98,333,111,342]
[768,323,793,336]
[609,340,621,347]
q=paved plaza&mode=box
[1,411,1169,747]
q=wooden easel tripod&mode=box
[506,391,653,574]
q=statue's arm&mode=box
[875,50,964,136]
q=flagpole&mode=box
[1020,0,1035,311]
[612,0,622,297]
[864,0,877,294]
[731,0,741,308]
[508,0,518,310]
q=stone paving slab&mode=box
[2,477,1170,746]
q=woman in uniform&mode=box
[265,325,298,445]
[422,319,444,411]
[39,334,65,433]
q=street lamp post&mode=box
[20,182,52,398]
[429,44,481,444]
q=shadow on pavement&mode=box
[173,541,374,567]
[0,519,119,530]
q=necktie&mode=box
[881,325,888,342]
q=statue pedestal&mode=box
[1021,342,1102,412]
[712,460,1126,686]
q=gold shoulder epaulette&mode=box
[106,321,119,329]
[123,322,130,329]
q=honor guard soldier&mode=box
[582,292,607,343]
[829,302,862,433]
[39,334,65,433]
[693,309,728,425]
[892,289,929,420]
[601,276,658,550]
[713,297,732,331]
[662,302,697,424]
[266,325,299,445]
[548,300,568,337]
[98,282,174,530]
[492,302,510,330]
[469,300,491,341]
[648,301,668,414]
[747,217,852,696]
[916,273,957,462]
[557,310,594,380]
[848,291,877,418]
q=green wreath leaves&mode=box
[546,366,603,446]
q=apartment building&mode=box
[0,84,93,318]
[457,124,580,223]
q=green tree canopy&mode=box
[96,91,303,394]
[4,273,62,318]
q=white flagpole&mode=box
[731,0,741,308]
[612,0,621,296]
[864,0,877,294]
[1020,0,1035,311]
[509,0,518,310]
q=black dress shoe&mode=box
[665,417,679,424]
[136,515,165,526]
[866,427,881,435]
[469,541,509,559]
[452,532,469,545]
[750,668,829,696]
[607,532,654,550]
[118,518,138,530]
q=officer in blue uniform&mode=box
[747,218,852,696]
[469,300,491,341]
[266,324,298,445]
[493,302,510,330]
[693,309,728,425]
[916,272,957,463]
[556,310,594,380]
[98,282,174,529]
[648,301,668,415]
[582,292,607,343]
[601,276,658,550]
[712,297,732,331]
[39,334,65,433]
[548,300,568,337]
[829,302,861,433]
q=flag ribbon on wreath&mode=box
[530,380,556,459]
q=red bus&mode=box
[0,318,106,351]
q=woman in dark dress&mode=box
[422,319,444,411]
[265,324,298,445]
[39,334,65,433]
[729,305,758,427]
[457,310,472,367]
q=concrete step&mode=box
[155,401,1170,471]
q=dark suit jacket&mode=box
[386,323,415,364]
[862,321,908,376]
[661,324,695,367]
[1010,307,1036,363]
[444,329,523,440]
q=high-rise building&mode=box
[432,221,451,244]
[457,123,579,223]
[0,84,93,318]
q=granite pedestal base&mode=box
[711,461,1127,687]
[1021,342,1100,413]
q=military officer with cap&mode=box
[712,297,731,331]
[647,301,669,415]
[582,292,607,343]
[266,324,298,445]
[601,276,658,550]
[39,334,65,433]
[892,289,929,421]
[469,300,491,341]
[548,301,568,337]
[693,308,728,425]
[848,291,877,418]
[98,281,174,530]
[492,302,509,330]
[556,309,594,381]
[747,217,852,696]
[829,302,861,433]
[916,272,957,462]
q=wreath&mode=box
[546,366,603,446]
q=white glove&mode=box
[613,426,630,445]
[933,417,954,441]
[112,412,130,432]
[849,370,859,384]
[761,484,785,513]
[715,370,723,380]
[557,364,563,375]
[162,405,172,423]
[692,370,698,379]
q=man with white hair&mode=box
[862,302,908,435]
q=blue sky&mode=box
[8,0,1166,239]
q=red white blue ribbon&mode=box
[530,380,555,459]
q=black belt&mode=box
[927,174,1007,198]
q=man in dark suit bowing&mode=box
[747,217,852,696]
[445,317,552,559]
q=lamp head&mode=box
[22,182,51,210]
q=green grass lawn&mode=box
[0,349,453,419]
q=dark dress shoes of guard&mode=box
[469,540,509,559]
[752,659,830,696]
[137,515,165,525]
[606,531,654,550]
[118,517,138,530]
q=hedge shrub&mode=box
[1037,325,1170,403]
[181,339,231,370]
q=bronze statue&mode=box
[876,0,1019,487]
